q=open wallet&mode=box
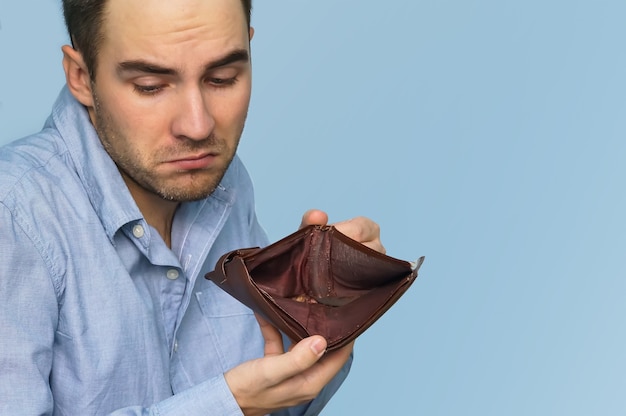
[205,224,425,351]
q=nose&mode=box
[171,86,215,141]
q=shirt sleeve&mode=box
[0,202,59,415]
[110,376,244,416]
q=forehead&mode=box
[101,0,248,63]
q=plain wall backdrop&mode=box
[2,1,626,414]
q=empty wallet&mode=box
[205,224,425,351]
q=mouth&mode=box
[166,152,218,171]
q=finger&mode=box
[332,217,386,254]
[255,313,285,357]
[293,341,354,388]
[258,335,328,386]
[299,209,329,229]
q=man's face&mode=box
[89,0,252,202]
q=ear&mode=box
[61,45,95,108]
[249,26,255,41]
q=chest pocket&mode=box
[174,278,264,383]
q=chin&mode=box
[156,178,222,202]
[156,186,215,202]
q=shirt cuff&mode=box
[155,373,243,416]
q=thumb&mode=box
[286,335,328,372]
[261,335,328,386]
[299,209,329,229]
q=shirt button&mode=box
[166,269,180,280]
[174,340,179,353]
[132,224,145,238]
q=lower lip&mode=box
[169,154,216,170]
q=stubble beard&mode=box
[91,91,242,202]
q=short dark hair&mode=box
[62,0,252,79]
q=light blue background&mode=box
[2,1,626,415]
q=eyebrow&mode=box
[117,49,250,76]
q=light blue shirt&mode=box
[0,87,350,415]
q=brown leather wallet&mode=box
[205,224,424,351]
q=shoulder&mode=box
[0,128,72,203]
[0,129,92,281]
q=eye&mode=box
[208,77,238,88]
[133,84,165,95]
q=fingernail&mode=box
[310,338,326,356]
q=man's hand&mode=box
[224,209,381,415]
[224,314,354,416]
[299,209,386,254]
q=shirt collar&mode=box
[48,86,146,242]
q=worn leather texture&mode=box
[205,224,424,351]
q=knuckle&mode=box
[357,216,379,240]
[298,379,322,401]
[373,221,381,236]
[348,218,366,241]
[292,353,314,373]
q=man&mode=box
[0,0,385,414]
